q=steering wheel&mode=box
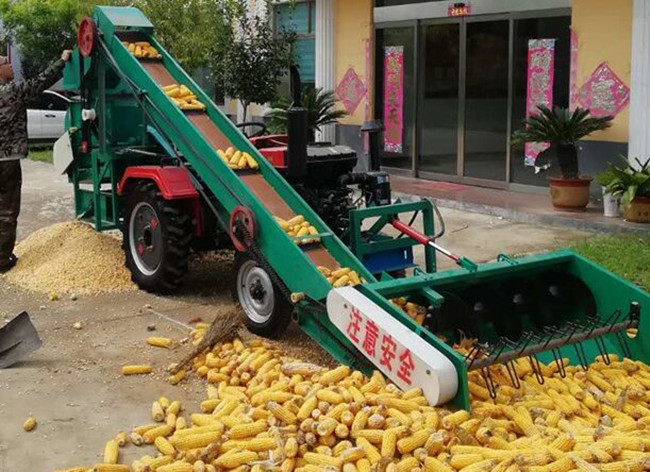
[236,121,268,138]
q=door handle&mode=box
[45,114,56,118]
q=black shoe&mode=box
[0,254,17,273]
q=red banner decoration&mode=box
[383,46,404,154]
[336,67,366,115]
[579,62,630,118]
[569,29,579,111]
[525,39,556,167]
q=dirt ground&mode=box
[0,161,589,470]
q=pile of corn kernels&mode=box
[57,325,650,472]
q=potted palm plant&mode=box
[511,106,613,211]
[265,87,347,143]
[600,157,650,223]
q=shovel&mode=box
[0,312,42,368]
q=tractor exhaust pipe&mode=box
[286,65,308,181]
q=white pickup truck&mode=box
[27,90,72,142]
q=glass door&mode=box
[376,26,416,171]
[462,19,510,182]
[418,22,461,176]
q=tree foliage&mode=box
[0,0,233,78]
[266,87,348,142]
[0,0,94,78]
[128,0,234,74]
[214,2,295,120]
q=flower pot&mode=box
[623,196,650,223]
[549,177,592,211]
[602,187,622,218]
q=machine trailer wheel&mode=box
[233,253,291,338]
[123,181,193,293]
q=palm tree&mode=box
[265,87,348,142]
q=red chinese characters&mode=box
[397,348,415,385]
[346,308,362,344]
[362,319,379,357]
[379,334,397,371]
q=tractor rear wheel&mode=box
[123,181,193,293]
[232,252,291,338]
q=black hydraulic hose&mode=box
[432,201,445,240]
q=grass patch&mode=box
[570,233,650,290]
[28,145,53,163]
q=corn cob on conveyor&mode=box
[61,7,649,410]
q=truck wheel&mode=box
[123,181,193,293]
[233,252,291,338]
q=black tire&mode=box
[231,252,291,338]
[122,181,193,293]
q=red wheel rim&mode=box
[78,17,97,57]
[229,206,256,252]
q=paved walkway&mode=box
[391,175,648,234]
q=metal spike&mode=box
[505,360,521,389]
[529,354,545,385]
[480,367,497,399]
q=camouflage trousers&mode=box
[0,160,21,261]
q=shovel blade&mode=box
[0,312,42,368]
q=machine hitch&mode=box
[390,218,478,272]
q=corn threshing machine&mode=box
[57,6,649,409]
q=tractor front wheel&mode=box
[123,181,193,293]
[232,252,291,338]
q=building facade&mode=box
[237,1,644,194]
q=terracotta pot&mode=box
[624,196,650,223]
[549,177,592,211]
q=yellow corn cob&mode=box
[298,396,318,421]
[394,457,419,472]
[304,452,343,469]
[284,437,299,458]
[330,267,351,279]
[356,437,381,464]
[287,215,305,226]
[381,429,397,459]
[335,423,350,438]
[450,454,485,470]
[166,400,181,416]
[338,447,365,463]
[268,401,297,424]
[423,457,455,472]
[122,365,152,375]
[129,432,143,446]
[103,440,119,464]
[351,409,369,433]
[142,425,174,443]
[244,153,258,169]
[170,431,221,450]
[115,432,128,447]
[166,413,177,428]
[152,401,165,421]
[155,436,175,455]
[316,418,338,436]
[317,389,344,404]
[229,419,267,439]
[377,396,419,413]
[356,458,372,472]
[214,451,258,468]
[352,429,384,444]
[22,416,36,432]
[147,337,173,348]
[348,271,361,285]
[333,275,350,288]
[397,428,431,454]
[244,437,277,451]
[157,461,193,472]
[168,369,185,385]
[92,465,130,472]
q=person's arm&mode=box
[15,50,71,104]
